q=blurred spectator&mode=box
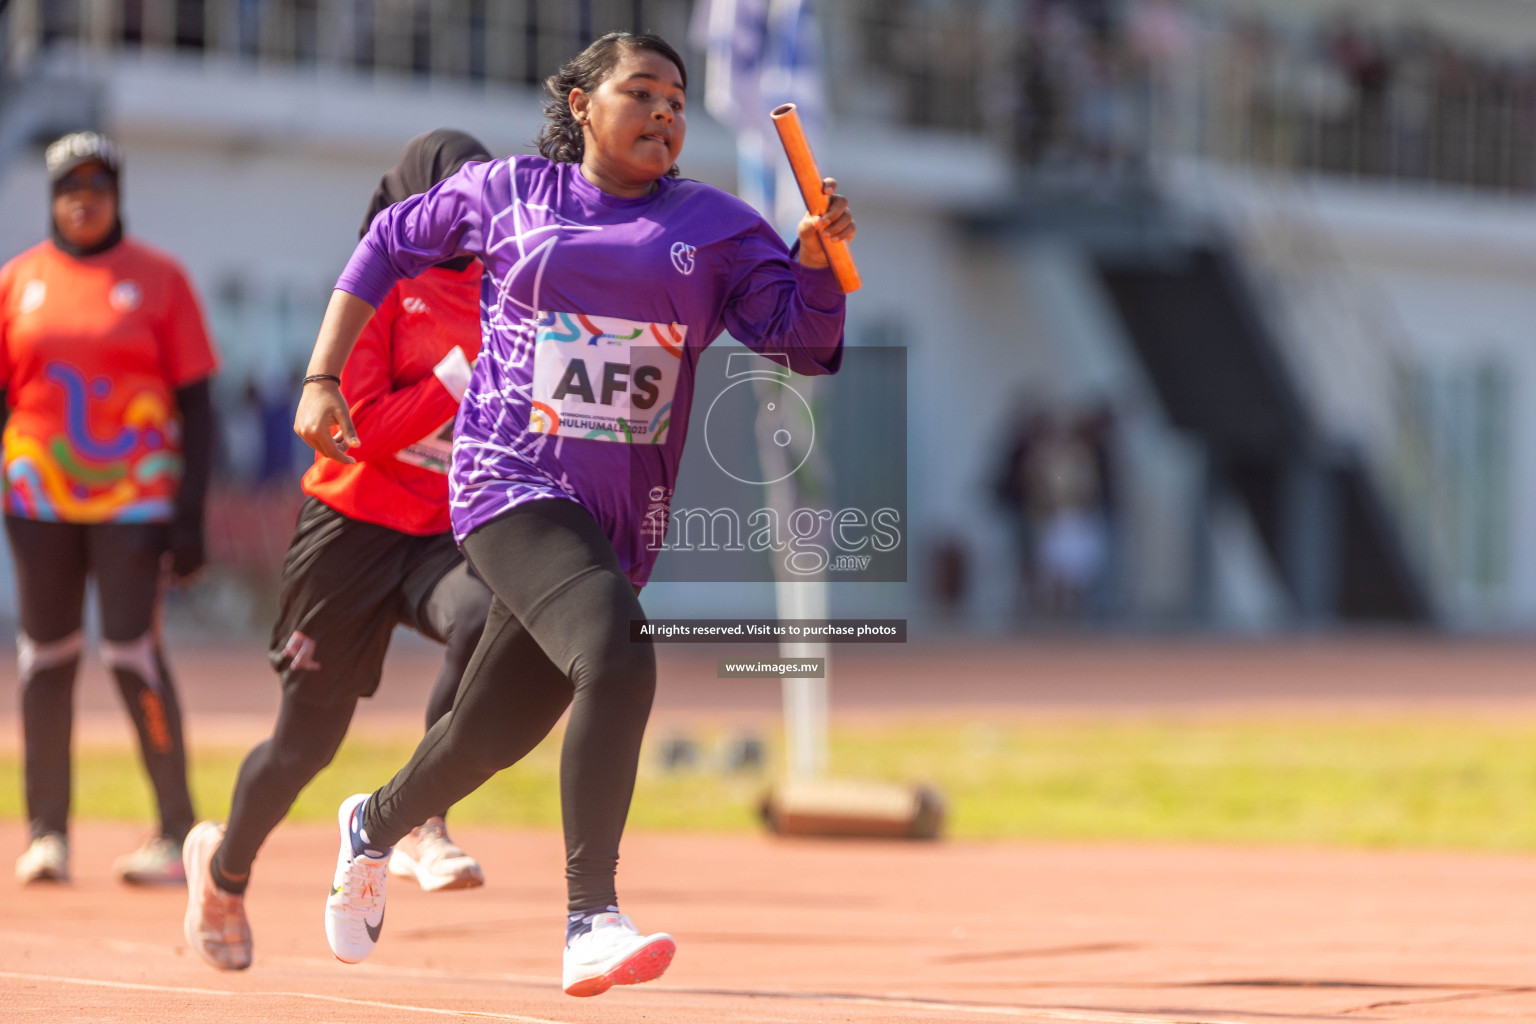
[1003,10,1065,165]
[257,368,305,486]
[218,379,264,487]
[1027,416,1107,620]
[205,370,310,596]
[5,130,216,885]
[1077,402,1122,620]
[993,406,1049,619]
[239,0,263,55]
[994,401,1122,624]
[927,534,970,620]
[983,0,1536,193]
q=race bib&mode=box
[530,311,684,444]
[395,417,454,473]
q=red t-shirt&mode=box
[0,238,218,523]
[302,263,482,535]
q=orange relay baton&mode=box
[770,103,861,294]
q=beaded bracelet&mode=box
[302,373,341,387]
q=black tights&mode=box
[6,516,193,843]
[212,561,488,888]
[363,499,656,912]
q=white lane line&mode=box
[0,929,552,986]
[0,935,1251,1023]
[0,970,575,1024]
[638,986,1251,1024]
[264,954,553,986]
[778,994,1244,1023]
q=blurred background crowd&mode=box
[885,0,1536,192]
[0,0,1530,637]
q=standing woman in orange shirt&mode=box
[2,131,217,885]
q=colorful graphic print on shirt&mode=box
[5,361,180,521]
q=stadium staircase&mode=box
[1093,241,1432,624]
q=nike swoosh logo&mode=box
[366,908,385,944]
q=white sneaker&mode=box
[562,911,676,997]
[389,817,485,892]
[182,821,252,971]
[324,794,390,964]
[15,833,69,884]
[114,835,186,886]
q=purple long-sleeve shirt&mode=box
[336,155,845,584]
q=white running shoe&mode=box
[561,912,676,997]
[181,821,252,971]
[114,835,186,886]
[389,817,485,892]
[15,833,69,884]
[324,793,390,964]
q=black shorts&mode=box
[268,497,464,702]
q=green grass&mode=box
[13,716,1536,850]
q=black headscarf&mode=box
[362,129,492,271]
[51,203,122,259]
[50,169,123,259]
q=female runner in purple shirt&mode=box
[293,32,854,997]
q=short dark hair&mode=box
[537,32,688,176]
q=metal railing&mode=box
[10,1,1536,196]
[10,0,683,85]
[844,0,1536,197]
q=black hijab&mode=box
[362,129,492,271]
[51,170,123,259]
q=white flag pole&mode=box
[701,0,832,781]
[777,578,828,779]
[754,369,830,782]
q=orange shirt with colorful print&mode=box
[0,238,218,522]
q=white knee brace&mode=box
[17,630,84,684]
[101,633,164,692]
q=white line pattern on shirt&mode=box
[450,162,599,536]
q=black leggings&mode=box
[213,560,489,884]
[6,516,193,843]
[363,499,656,912]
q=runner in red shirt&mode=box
[5,131,217,888]
[180,131,495,972]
